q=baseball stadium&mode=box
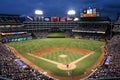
[0,8,120,80]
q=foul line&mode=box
[28,53,62,65]
[70,51,94,65]
[28,51,94,69]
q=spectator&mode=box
[88,35,120,80]
[0,43,54,80]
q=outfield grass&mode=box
[42,50,84,63]
[48,33,65,37]
[7,38,105,76]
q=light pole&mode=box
[67,10,76,16]
[34,10,44,21]
[67,10,76,17]
[67,10,76,21]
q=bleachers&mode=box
[33,31,48,39]
[74,25,107,32]
[113,15,120,33]
[87,35,120,80]
[0,14,22,24]
[0,43,54,80]
[1,33,32,43]
[73,33,110,41]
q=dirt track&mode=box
[9,46,105,80]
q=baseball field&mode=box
[7,38,105,79]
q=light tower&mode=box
[35,10,43,15]
[67,10,76,16]
[34,10,44,21]
[67,10,76,21]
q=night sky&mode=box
[0,0,120,20]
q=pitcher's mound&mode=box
[59,54,67,58]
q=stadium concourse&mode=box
[0,12,120,80]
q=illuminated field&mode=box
[7,38,105,77]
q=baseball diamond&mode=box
[7,38,105,80]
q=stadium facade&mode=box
[0,12,118,43]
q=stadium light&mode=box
[67,10,76,15]
[74,17,79,21]
[35,10,43,15]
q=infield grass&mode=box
[42,50,84,63]
[7,38,105,76]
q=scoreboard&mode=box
[81,8,99,17]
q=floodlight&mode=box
[35,10,43,15]
[74,18,79,21]
[67,10,76,15]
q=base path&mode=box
[70,51,94,64]
[29,48,94,70]
[28,51,94,70]
[58,51,94,70]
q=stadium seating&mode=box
[33,31,48,39]
[64,31,73,38]
[0,43,54,80]
[0,14,22,24]
[88,35,120,80]
[113,15,120,34]
[113,25,120,32]
[1,33,32,43]
[73,33,108,41]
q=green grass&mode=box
[48,33,65,37]
[42,50,84,63]
[7,38,105,76]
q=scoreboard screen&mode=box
[81,8,99,17]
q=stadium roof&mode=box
[0,14,20,16]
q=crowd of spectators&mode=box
[0,16,22,24]
[73,33,109,41]
[1,33,32,43]
[75,25,108,32]
[87,35,120,80]
[0,43,54,80]
[64,31,73,38]
[113,25,120,32]
[33,31,48,39]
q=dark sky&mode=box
[0,0,120,20]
